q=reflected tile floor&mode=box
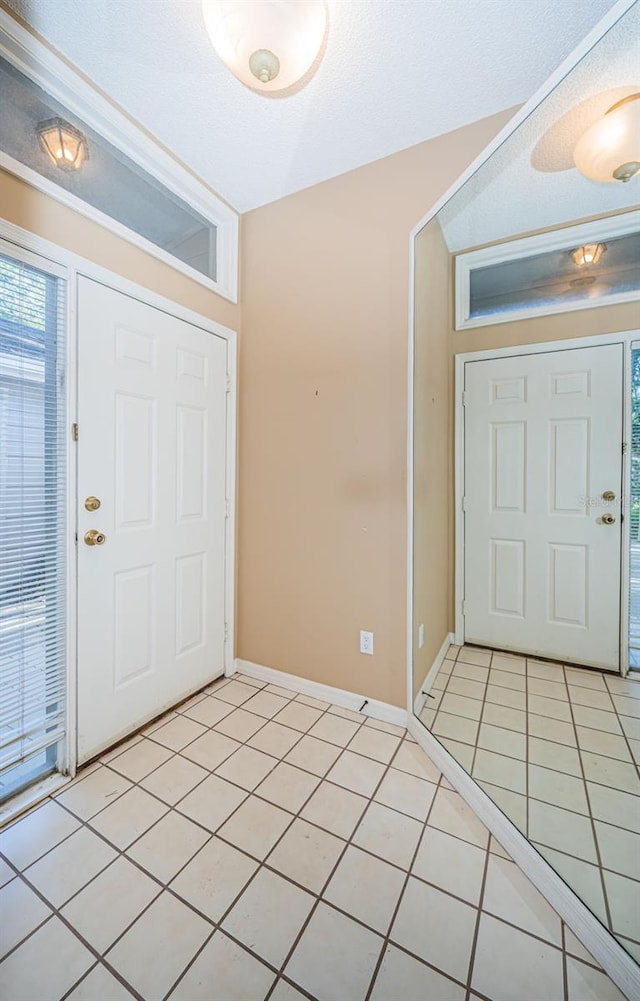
[0,674,628,1001]
[420,645,640,964]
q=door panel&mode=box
[77,278,228,761]
[464,343,623,670]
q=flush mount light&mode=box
[37,117,88,171]
[201,0,327,94]
[571,242,606,267]
[574,93,640,183]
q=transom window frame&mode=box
[455,208,640,331]
[0,8,239,304]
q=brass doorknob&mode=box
[602,513,616,525]
[84,529,106,546]
[84,496,101,511]
[602,490,615,502]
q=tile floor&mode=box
[0,673,629,1001]
[420,645,640,963]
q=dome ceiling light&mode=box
[574,93,640,183]
[201,0,328,94]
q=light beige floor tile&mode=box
[535,846,608,924]
[458,647,492,667]
[482,855,561,944]
[106,891,211,1001]
[242,690,290,719]
[286,902,383,1001]
[412,826,485,905]
[478,782,527,832]
[170,836,258,921]
[564,667,607,690]
[363,717,406,737]
[150,716,207,752]
[567,686,614,711]
[528,764,589,814]
[214,708,266,743]
[490,669,526,692]
[326,750,385,797]
[0,800,80,869]
[234,674,266,690]
[182,695,234,728]
[61,857,160,952]
[391,877,476,981]
[347,726,401,763]
[527,677,568,701]
[473,748,526,794]
[566,957,627,1001]
[99,733,143,763]
[370,943,465,1001]
[482,702,526,733]
[324,845,405,934]
[55,767,132,821]
[89,786,168,849]
[477,723,526,760]
[573,705,622,735]
[127,811,210,883]
[214,679,257,706]
[528,713,576,746]
[612,694,640,719]
[576,725,632,761]
[375,767,436,822]
[23,826,116,907]
[420,706,437,728]
[484,684,526,711]
[438,736,476,770]
[295,693,330,710]
[107,739,174,781]
[0,858,14,889]
[307,714,361,747]
[491,652,526,674]
[432,711,479,746]
[489,836,512,860]
[439,692,483,722]
[301,782,368,839]
[529,693,572,722]
[180,729,240,770]
[248,721,302,759]
[605,676,640,698]
[392,740,440,782]
[329,704,364,723]
[630,738,640,765]
[223,868,314,967]
[176,692,207,712]
[563,925,599,966]
[581,750,640,794]
[268,818,345,892]
[602,869,640,940]
[264,683,297,699]
[0,916,93,1001]
[528,800,597,863]
[353,801,423,870]
[204,676,233,694]
[527,660,564,681]
[218,795,293,859]
[528,736,582,776]
[427,787,489,848]
[471,913,563,1001]
[587,782,640,834]
[284,733,342,776]
[452,661,489,684]
[0,877,51,958]
[139,754,209,806]
[215,745,278,791]
[274,701,323,732]
[618,936,640,964]
[176,773,246,832]
[595,821,640,881]
[168,931,275,1001]
[67,964,135,1001]
[255,761,319,812]
[143,710,179,734]
[446,675,486,701]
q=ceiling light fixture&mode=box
[201,0,327,94]
[570,243,606,267]
[573,93,640,183]
[37,117,88,171]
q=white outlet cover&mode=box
[360,630,374,655]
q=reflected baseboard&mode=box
[414,631,454,716]
[407,715,640,1001]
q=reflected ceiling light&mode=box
[570,242,606,267]
[201,0,327,93]
[573,93,640,183]
[37,117,88,171]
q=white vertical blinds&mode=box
[629,346,640,667]
[0,250,67,782]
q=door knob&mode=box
[84,529,106,546]
[602,491,616,502]
[84,496,101,511]
[602,513,616,525]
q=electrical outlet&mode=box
[418,623,425,648]
[360,630,374,655]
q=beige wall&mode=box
[238,108,516,708]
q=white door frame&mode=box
[0,216,238,788]
[454,332,639,677]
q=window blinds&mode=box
[629,347,640,668]
[0,250,67,785]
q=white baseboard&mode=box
[235,659,408,729]
[407,717,640,1001]
[413,632,454,716]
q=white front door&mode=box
[77,278,229,762]
[463,343,623,670]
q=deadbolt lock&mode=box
[602,513,616,525]
[602,491,616,502]
[84,529,106,546]
[84,496,101,511]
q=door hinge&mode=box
[71,423,79,441]
[462,496,468,511]
[225,375,231,394]
[225,498,231,519]
[462,391,467,406]
[462,600,467,615]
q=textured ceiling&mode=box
[437,1,640,251]
[5,0,620,212]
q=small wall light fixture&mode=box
[574,93,640,183]
[201,0,327,94]
[37,117,88,171]
[570,243,606,267]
